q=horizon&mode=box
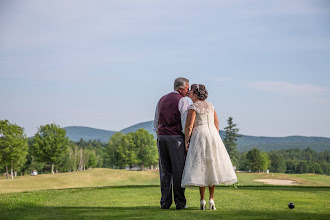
[44,122,330,139]
[1,1,330,138]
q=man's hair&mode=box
[174,77,189,90]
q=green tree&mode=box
[106,132,124,168]
[307,161,315,173]
[135,129,158,170]
[223,117,242,166]
[237,152,249,171]
[313,162,324,174]
[260,152,270,172]
[77,147,87,171]
[117,133,138,169]
[296,161,309,174]
[22,139,45,175]
[285,160,299,173]
[0,120,28,179]
[269,153,286,173]
[33,123,69,174]
[319,161,330,175]
[66,144,78,172]
[87,150,97,168]
[63,144,80,172]
[246,148,268,172]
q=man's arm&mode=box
[153,101,160,134]
[181,110,188,133]
[178,98,189,132]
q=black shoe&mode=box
[176,204,187,210]
[161,205,171,209]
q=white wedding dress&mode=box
[181,101,238,187]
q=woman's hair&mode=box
[191,84,208,101]
[174,77,189,90]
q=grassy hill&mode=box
[0,168,159,194]
[63,121,330,152]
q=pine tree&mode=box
[223,117,242,166]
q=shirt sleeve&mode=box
[153,101,160,132]
[181,110,188,133]
[178,98,189,132]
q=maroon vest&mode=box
[157,92,183,135]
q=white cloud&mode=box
[248,81,329,96]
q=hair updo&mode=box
[191,84,208,101]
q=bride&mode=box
[181,84,238,210]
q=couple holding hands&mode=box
[154,77,237,210]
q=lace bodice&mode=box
[188,101,215,128]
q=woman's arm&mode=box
[184,109,196,152]
[214,110,219,131]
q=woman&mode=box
[181,84,237,210]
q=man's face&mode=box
[178,83,190,97]
[188,87,194,100]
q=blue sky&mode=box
[1,0,329,137]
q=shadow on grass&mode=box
[1,186,329,219]
[1,205,329,220]
[18,184,330,193]
[3,184,329,195]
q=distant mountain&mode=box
[120,121,156,136]
[64,126,116,143]
[235,135,330,152]
[63,121,330,152]
[63,122,155,143]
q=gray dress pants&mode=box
[157,135,186,209]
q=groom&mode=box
[153,77,190,209]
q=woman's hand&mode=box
[185,142,189,152]
[184,109,196,153]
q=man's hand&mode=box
[185,142,189,152]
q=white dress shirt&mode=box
[153,91,189,133]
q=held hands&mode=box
[185,142,190,152]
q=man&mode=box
[153,77,190,209]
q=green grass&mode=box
[289,173,330,183]
[0,186,329,219]
[236,172,330,186]
[1,169,329,194]
[0,169,329,219]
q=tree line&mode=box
[223,117,330,175]
[0,119,158,179]
[235,148,329,174]
[1,118,329,179]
